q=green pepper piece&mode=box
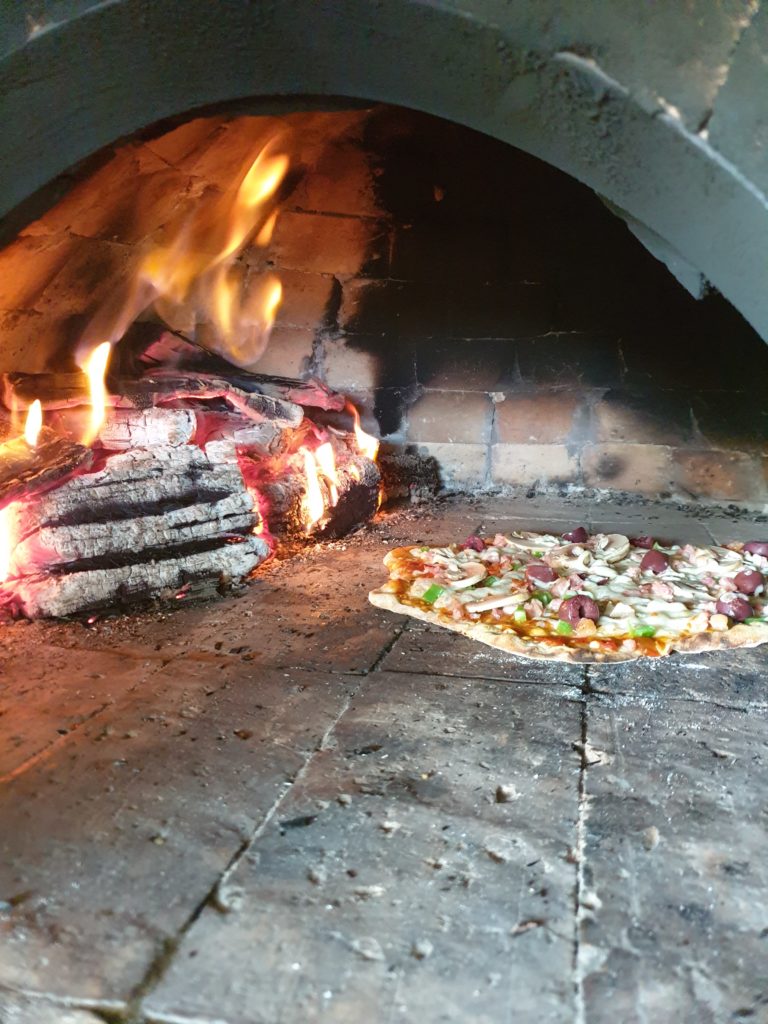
[532,550,544,558]
[631,624,657,638]
[513,608,527,624]
[745,616,767,625]
[556,621,573,635]
[482,575,499,587]
[422,584,445,605]
[532,590,552,605]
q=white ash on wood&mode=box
[1,445,268,618]
[94,407,196,449]
[6,537,268,619]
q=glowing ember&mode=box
[315,442,339,506]
[302,447,325,531]
[23,400,42,448]
[80,342,111,445]
[347,401,379,461]
[0,504,15,582]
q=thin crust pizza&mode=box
[368,528,768,663]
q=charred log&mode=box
[4,371,304,427]
[243,435,380,539]
[377,445,441,504]
[1,445,268,618]
[127,330,345,411]
[4,536,268,619]
[0,428,92,505]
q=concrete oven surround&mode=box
[1,1,768,341]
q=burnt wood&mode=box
[245,435,380,539]
[4,371,304,427]
[0,428,92,505]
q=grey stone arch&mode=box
[1,0,766,340]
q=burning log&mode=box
[0,445,269,618]
[5,538,267,620]
[4,371,304,428]
[132,330,346,411]
[94,407,196,449]
[0,426,92,504]
[242,433,380,539]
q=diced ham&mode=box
[639,580,674,600]
[551,576,571,598]
[524,598,544,619]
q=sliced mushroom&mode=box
[592,533,630,564]
[501,532,556,552]
[448,566,489,590]
[548,544,593,572]
[465,592,527,613]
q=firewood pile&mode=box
[0,335,382,619]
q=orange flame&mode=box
[80,342,111,445]
[302,448,325,531]
[0,504,15,582]
[140,136,288,367]
[255,210,278,247]
[347,401,379,461]
[79,134,289,370]
[24,400,42,448]
[315,442,339,506]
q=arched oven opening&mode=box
[0,102,765,619]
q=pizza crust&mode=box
[368,587,768,664]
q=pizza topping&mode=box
[733,569,764,595]
[640,549,669,574]
[710,613,729,631]
[465,592,527,613]
[558,595,600,626]
[640,579,674,600]
[462,535,485,552]
[447,562,489,589]
[631,535,655,549]
[562,526,588,543]
[550,544,593,572]
[593,533,631,563]
[743,541,768,557]
[631,623,657,638]
[525,563,557,585]
[715,595,752,622]
[421,583,445,604]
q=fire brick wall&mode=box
[0,107,765,505]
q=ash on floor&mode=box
[0,495,766,1024]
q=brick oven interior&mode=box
[2,6,768,1023]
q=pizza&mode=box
[368,528,768,663]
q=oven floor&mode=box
[1,495,766,1024]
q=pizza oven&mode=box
[1,5,768,1022]
[1,3,767,524]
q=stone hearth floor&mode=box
[1,494,767,1024]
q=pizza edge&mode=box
[368,588,768,664]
